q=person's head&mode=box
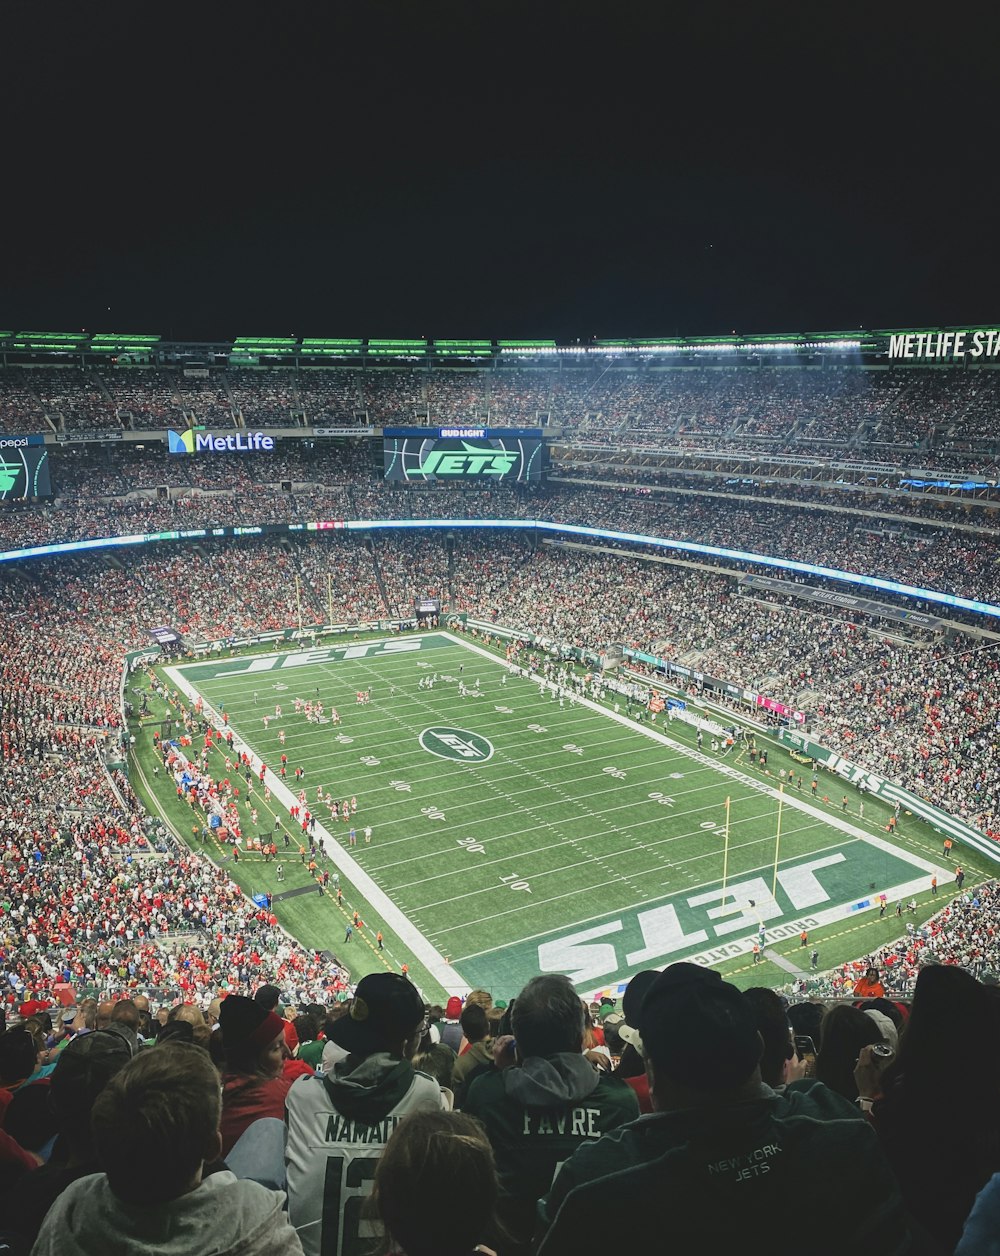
[294,1013,319,1046]
[168,1003,211,1051]
[510,975,585,1059]
[132,995,150,1016]
[370,1112,497,1256]
[96,1001,115,1030]
[327,974,427,1061]
[49,1028,135,1157]
[444,996,463,1021]
[218,994,287,1078]
[815,1004,885,1100]
[92,1044,221,1205]
[28,1011,53,1038]
[637,964,763,1109]
[464,989,493,1013]
[864,967,881,985]
[786,1000,826,1051]
[110,999,141,1032]
[412,1042,457,1091]
[459,1003,489,1045]
[618,970,659,1059]
[885,965,1000,1091]
[743,988,794,1088]
[253,984,282,1013]
[0,1027,37,1085]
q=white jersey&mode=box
[285,1061,445,1256]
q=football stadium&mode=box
[4,326,1000,1248]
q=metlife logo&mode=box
[167,429,276,455]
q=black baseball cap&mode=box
[637,963,762,1090]
[328,974,426,1055]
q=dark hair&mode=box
[0,1028,37,1084]
[412,1042,457,1090]
[253,984,281,1012]
[294,1014,319,1045]
[511,976,584,1058]
[743,988,793,1088]
[92,1043,221,1204]
[815,1004,883,1100]
[883,966,1000,1094]
[459,1004,489,1043]
[786,1000,825,1050]
[370,1112,497,1256]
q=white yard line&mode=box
[167,633,951,988]
[163,659,470,998]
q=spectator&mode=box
[31,1042,303,1254]
[614,969,659,1113]
[538,963,912,1253]
[813,1004,887,1101]
[369,1111,498,1256]
[463,974,639,1253]
[217,994,293,1157]
[0,1027,133,1253]
[866,965,1000,1252]
[411,1043,459,1110]
[451,1003,493,1100]
[0,1029,42,1123]
[285,972,446,1256]
[743,987,797,1089]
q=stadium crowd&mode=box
[2,361,999,468]
[2,525,998,835]
[2,948,1000,1251]
[2,363,1000,1252]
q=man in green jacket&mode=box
[538,963,913,1255]
[463,974,639,1253]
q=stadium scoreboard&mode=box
[383,427,546,484]
[0,442,51,500]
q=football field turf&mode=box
[162,632,954,1001]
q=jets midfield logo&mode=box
[419,726,495,763]
[405,441,518,477]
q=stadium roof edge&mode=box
[0,325,998,363]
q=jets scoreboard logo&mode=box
[383,428,545,483]
[419,726,494,763]
[406,441,517,478]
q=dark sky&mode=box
[3,4,998,342]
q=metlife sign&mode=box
[383,427,546,484]
[167,428,276,455]
[887,328,1000,361]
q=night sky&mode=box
[3,5,998,342]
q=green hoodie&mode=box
[463,1053,639,1250]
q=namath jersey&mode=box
[285,1055,445,1256]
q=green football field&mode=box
[154,632,970,1002]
